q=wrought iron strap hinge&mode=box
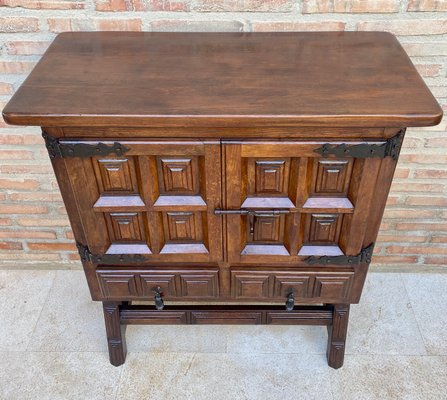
[42,131,130,159]
[314,129,405,160]
[76,242,145,264]
[304,243,374,266]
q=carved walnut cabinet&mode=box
[3,32,442,368]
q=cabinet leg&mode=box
[327,304,350,369]
[103,301,127,367]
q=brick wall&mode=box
[0,0,446,270]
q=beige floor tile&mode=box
[402,274,447,355]
[28,270,107,351]
[116,352,334,400]
[0,270,55,351]
[0,351,122,400]
[126,324,228,353]
[346,273,427,355]
[330,355,447,400]
[225,325,327,354]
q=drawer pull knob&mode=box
[153,287,164,311]
[285,292,294,312]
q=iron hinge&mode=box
[314,129,405,160]
[304,243,374,265]
[76,242,145,264]
[42,131,130,159]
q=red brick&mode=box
[95,18,142,31]
[0,253,61,261]
[413,169,447,179]
[0,17,39,33]
[390,182,444,193]
[394,168,410,179]
[372,255,419,264]
[0,218,12,226]
[150,20,244,32]
[253,21,346,32]
[0,241,22,250]
[415,64,442,77]
[9,193,63,202]
[69,253,81,260]
[48,18,142,32]
[385,196,400,206]
[0,61,36,74]
[302,0,399,13]
[405,196,447,206]
[28,242,77,251]
[423,256,447,265]
[0,230,56,239]
[0,165,53,174]
[58,206,68,215]
[0,82,13,95]
[408,0,447,11]
[431,236,447,243]
[357,20,447,35]
[377,234,427,243]
[17,218,70,227]
[425,137,447,148]
[386,245,447,255]
[95,0,189,11]
[396,222,447,231]
[0,205,48,214]
[0,179,40,190]
[194,0,291,12]
[400,154,447,164]
[0,0,84,9]
[383,209,438,219]
[5,41,51,55]
[65,231,75,239]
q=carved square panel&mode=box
[140,273,177,297]
[97,272,139,298]
[273,275,311,298]
[231,272,270,298]
[179,272,219,297]
[163,212,202,242]
[253,159,289,195]
[107,212,145,242]
[313,274,353,299]
[159,157,199,194]
[314,160,351,195]
[95,158,135,193]
[250,214,284,243]
[306,214,342,245]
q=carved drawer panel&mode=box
[97,268,219,300]
[313,274,354,299]
[231,270,354,301]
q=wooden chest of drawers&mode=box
[3,31,441,368]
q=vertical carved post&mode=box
[327,304,350,369]
[103,301,127,367]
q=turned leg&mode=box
[103,301,127,367]
[327,304,350,369]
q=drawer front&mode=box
[231,270,354,302]
[97,269,219,300]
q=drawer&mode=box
[97,268,219,300]
[231,270,354,302]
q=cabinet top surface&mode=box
[3,31,442,129]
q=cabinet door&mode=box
[223,140,387,264]
[64,139,222,263]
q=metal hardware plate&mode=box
[314,129,405,160]
[43,131,130,159]
[304,243,374,265]
[76,242,145,264]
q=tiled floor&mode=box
[0,270,446,400]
